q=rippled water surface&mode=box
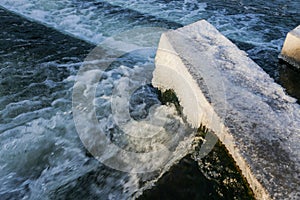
[0,0,299,199]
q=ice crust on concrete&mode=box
[280,25,300,68]
[153,20,300,200]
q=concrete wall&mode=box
[153,20,300,200]
[279,25,300,69]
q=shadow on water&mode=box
[138,91,255,200]
[278,61,300,103]
[139,141,255,200]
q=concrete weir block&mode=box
[279,25,300,68]
[152,20,300,200]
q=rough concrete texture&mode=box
[152,20,300,200]
[279,25,300,69]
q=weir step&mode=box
[280,25,300,69]
[153,20,300,200]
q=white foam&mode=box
[0,0,289,53]
[1,57,194,198]
[104,0,290,55]
[0,0,133,44]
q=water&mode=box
[0,0,299,199]
[139,139,255,200]
[1,0,299,77]
[0,7,192,199]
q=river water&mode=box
[0,0,299,199]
